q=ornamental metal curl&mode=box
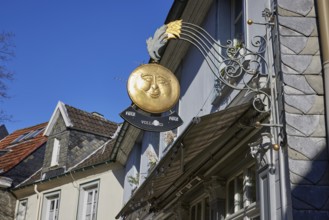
[146,20,272,113]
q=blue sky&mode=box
[1,1,173,133]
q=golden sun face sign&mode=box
[127,63,180,114]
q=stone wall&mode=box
[0,190,15,220]
[277,0,329,218]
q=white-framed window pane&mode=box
[85,188,97,219]
[235,174,243,212]
[50,138,60,166]
[16,199,28,220]
[41,191,60,220]
[226,163,259,219]
[78,181,100,220]
[48,198,59,220]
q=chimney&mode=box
[0,125,9,140]
[92,112,104,118]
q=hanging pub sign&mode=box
[120,63,183,132]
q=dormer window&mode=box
[50,138,60,167]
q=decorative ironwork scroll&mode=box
[147,19,272,113]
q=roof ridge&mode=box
[64,104,118,125]
[63,104,119,138]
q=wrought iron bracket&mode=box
[146,8,282,168]
[247,8,275,27]
[146,8,276,114]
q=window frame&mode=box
[25,127,45,139]
[41,191,61,220]
[10,127,45,145]
[225,163,259,220]
[231,0,245,43]
[16,199,28,220]
[11,132,31,144]
[189,195,211,220]
[50,138,60,167]
[77,180,100,220]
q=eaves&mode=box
[116,101,268,218]
[160,0,214,73]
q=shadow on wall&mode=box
[289,144,329,219]
[112,166,125,188]
[179,43,205,98]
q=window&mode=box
[41,191,60,220]
[77,181,100,220]
[11,132,31,144]
[190,197,211,220]
[0,149,10,157]
[212,0,245,106]
[226,164,258,219]
[232,0,244,42]
[50,138,60,166]
[16,199,28,220]
[25,127,45,139]
[11,127,45,144]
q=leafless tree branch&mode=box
[0,31,15,123]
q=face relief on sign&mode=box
[127,63,180,114]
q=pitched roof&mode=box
[0,122,48,173]
[44,101,119,138]
[65,104,118,137]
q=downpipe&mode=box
[316,0,329,157]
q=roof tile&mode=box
[65,104,118,137]
[0,122,48,173]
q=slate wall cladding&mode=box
[42,113,109,174]
[66,130,107,169]
[50,113,67,135]
[5,143,46,187]
[42,114,68,173]
[277,0,329,218]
